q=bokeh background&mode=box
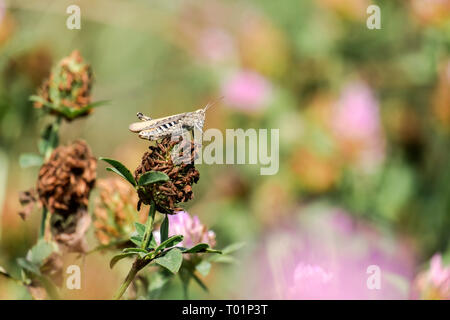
[0,0,449,299]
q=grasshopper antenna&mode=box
[203,96,224,112]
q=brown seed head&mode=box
[34,50,94,120]
[93,177,145,245]
[37,140,97,216]
[134,137,200,214]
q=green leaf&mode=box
[205,248,222,254]
[100,158,136,187]
[62,100,109,119]
[87,100,110,108]
[30,95,50,107]
[195,261,211,277]
[19,153,43,168]
[149,233,157,249]
[39,122,59,158]
[122,248,148,255]
[68,100,109,117]
[110,253,136,269]
[183,243,210,254]
[209,255,236,264]
[137,171,169,186]
[160,214,169,243]
[155,235,183,253]
[17,258,41,276]
[154,248,183,274]
[134,222,146,237]
[130,235,143,247]
[27,240,56,266]
[222,242,245,255]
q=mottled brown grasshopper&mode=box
[129,99,221,141]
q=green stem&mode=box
[39,207,48,240]
[39,116,62,240]
[141,200,156,250]
[113,202,156,300]
[44,116,62,160]
[113,260,140,300]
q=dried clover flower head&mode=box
[93,177,145,245]
[33,50,93,120]
[37,140,97,216]
[134,136,200,214]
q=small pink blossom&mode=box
[430,254,450,287]
[333,82,381,141]
[154,211,216,249]
[332,81,385,170]
[221,70,272,111]
[414,254,450,299]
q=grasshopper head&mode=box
[138,130,155,141]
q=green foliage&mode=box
[110,252,137,269]
[27,240,56,265]
[39,120,61,159]
[16,240,60,299]
[134,222,146,237]
[160,214,169,243]
[19,153,43,168]
[154,235,184,254]
[138,171,170,186]
[154,248,183,274]
[100,157,137,187]
[29,96,109,120]
[182,243,210,254]
[101,157,170,190]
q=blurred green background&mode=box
[0,0,449,299]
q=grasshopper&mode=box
[129,99,221,141]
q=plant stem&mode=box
[39,207,48,240]
[141,200,156,250]
[44,116,62,160]
[114,201,156,300]
[113,260,140,300]
[39,116,62,240]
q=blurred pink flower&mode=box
[154,211,216,249]
[413,254,450,299]
[240,208,415,299]
[332,81,385,170]
[334,82,380,140]
[198,28,235,63]
[287,263,334,299]
[221,70,272,111]
[430,254,450,287]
